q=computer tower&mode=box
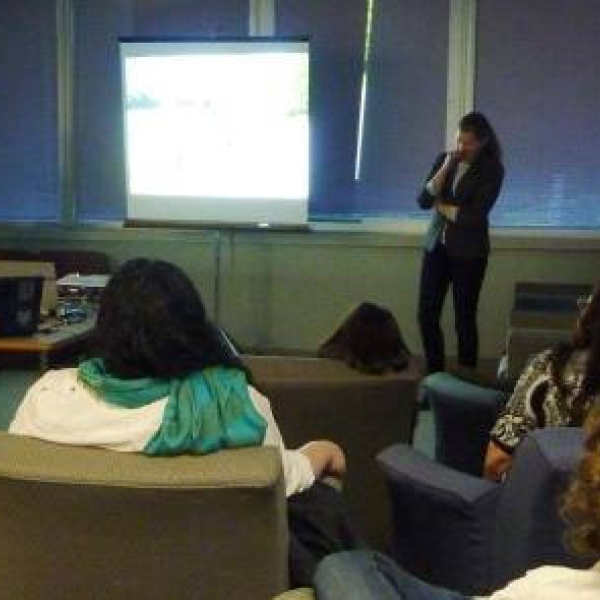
[0,277,44,336]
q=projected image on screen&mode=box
[121,40,309,225]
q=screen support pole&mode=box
[213,229,222,325]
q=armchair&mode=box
[245,354,421,548]
[377,427,590,596]
[0,431,288,600]
[420,372,509,476]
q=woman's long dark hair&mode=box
[459,111,503,164]
[318,302,410,374]
[90,258,247,380]
[550,282,600,425]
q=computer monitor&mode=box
[0,277,44,336]
[0,261,58,316]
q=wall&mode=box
[1,225,599,359]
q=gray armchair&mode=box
[0,431,288,600]
[245,354,421,548]
[377,427,590,596]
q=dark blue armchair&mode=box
[377,427,590,596]
[420,372,509,476]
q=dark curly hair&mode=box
[89,258,247,379]
[561,405,600,558]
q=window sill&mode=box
[0,220,600,252]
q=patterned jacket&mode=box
[490,348,594,452]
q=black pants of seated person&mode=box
[287,481,366,588]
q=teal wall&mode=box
[1,226,599,359]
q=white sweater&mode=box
[9,368,315,498]
[479,561,600,599]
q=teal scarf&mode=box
[78,358,267,455]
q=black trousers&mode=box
[418,242,488,374]
[288,482,365,588]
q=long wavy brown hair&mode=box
[550,281,600,426]
[561,405,600,558]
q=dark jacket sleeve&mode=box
[454,159,504,229]
[417,153,446,209]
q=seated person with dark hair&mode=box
[485,283,600,481]
[318,302,410,374]
[10,258,358,586]
[312,405,600,599]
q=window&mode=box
[353,0,449,219]
[74,0,249,222]
[73,0,133,222]
[5,0,600,229]
[277,0,367,218]
[0,0,60,221]
[476,0,600,228]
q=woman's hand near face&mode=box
[444,149,463,167]
[429,151,459,195]
[442,152,456,169]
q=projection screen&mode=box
[120,37,310,226]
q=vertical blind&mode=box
[277,0,368,218]
[476,0,600,228]
[4,1,600,227]
[74,0,133,222]
[74,0,249,222]
[0,0,59,221]
[354,0,449,218]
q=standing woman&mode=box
[417,112,504,374]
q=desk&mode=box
[0,319,95,370]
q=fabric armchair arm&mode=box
[273,589,315,600]
[490,428,588,590]
[377,443,497,511]
[377,443,499,596]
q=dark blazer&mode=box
[417,152,504,258]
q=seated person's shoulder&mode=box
[489,563,600,598]
[10,368,81,434]
[27,367,81,396]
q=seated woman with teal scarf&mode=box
[10,258,355,586]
